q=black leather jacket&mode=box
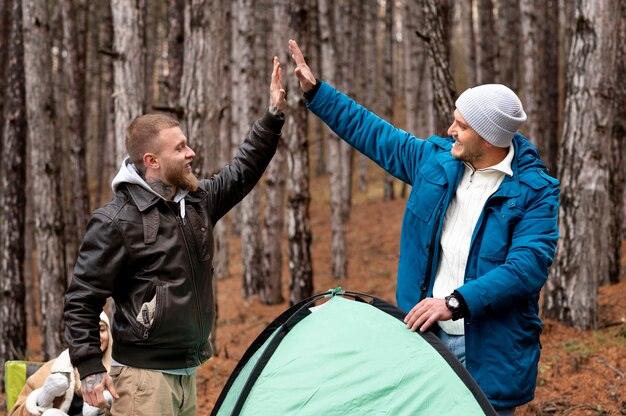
[64,111,283,378]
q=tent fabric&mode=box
[212,290,496,416]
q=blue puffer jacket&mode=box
[307,81,560,407]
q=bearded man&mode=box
[64,58,286,415]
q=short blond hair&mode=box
[126,114,180,173]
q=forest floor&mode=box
[2,165,625,415]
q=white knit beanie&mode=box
[455,84,527,148]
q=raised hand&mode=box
[288,39,316,93]
[270,56,287,112]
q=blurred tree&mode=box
[544,0,624,330]
[60,0,90,264]
[421,0,456,135]
[475,0,498,83]
[23,0,67,359]
[318,0,347,280]
[521,0,559,173]
[232,0,262,296]
[285,0,313,305]
[496,0,522,91]
[0,0,27,388]
[381,0,395,201]
[111,0,145,163]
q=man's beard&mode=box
[163,160,199,192]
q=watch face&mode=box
[448,297,460,309]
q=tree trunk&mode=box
[213,0,231,281]
[521,0,559,173]
[0,0,27,387]
[60,0,90,263]
[318,0,347,279]
[0,0,9,146]
[613,2,626,273]
[23,0,67,359]
[259,0,290,306]
[496,0,521,90]
[335,1,354,220]
[459,0,477,88]
[180,0,211,177]
[358,0,379,192]
[475,0,498,83]
[422,0,457,135]
[111,0,145,164]
[286,0,313,305]
[232,0,261,296]
[381,0,395,201]
[95,0,115,206]
[543,0,622,330]
[143,0,159,112]
[166,0,184,112]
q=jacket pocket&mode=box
[135,282,164,340]
[407,165,446,222]
[478,204,524,260]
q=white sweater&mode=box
[434,145,514,335]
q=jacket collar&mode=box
[124,182,207,212]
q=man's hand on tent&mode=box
[404,298,452,332]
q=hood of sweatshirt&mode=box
[111,157,189,220]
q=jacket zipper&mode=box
[168,203,205,359]
[420,204,444,301]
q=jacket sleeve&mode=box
[64,212,129,378]
[456,181,560,318]
[307,81,432,185]
[203,110,284,224]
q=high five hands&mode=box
[289,39,317,93]
[270,56,287,112]
[270,40,315,112]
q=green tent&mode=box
[212,289,496,416]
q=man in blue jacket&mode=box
[289,40,559,415]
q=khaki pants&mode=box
[109,366,196,416]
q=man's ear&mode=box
[143,153,159,170]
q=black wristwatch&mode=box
[445,294,464,321]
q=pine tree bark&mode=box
[422,0,457,135]
[286,0,313,305]
[496,0,521,90]
[259,0,290,305]
[520,0,559,173]
[233,0,261,296]
[382,0,395,201]
[167,0,184,112]
[475,0,498,83]
[0,0,27,387]
[95,1,115,206]
[0,0,9,145]
[213,0,231,281]
[612,2,626,275]
[543,0,622,330]
[358,0,379,193]
[23,0,67,358]
[143,0,159,112]
[335,1,354,220]
[318,0,347,279]
[459,0,477,87]
[60,0,90,258]
[111,0,145,163]
[179,0,212,177]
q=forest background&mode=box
[0,0,625,414]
